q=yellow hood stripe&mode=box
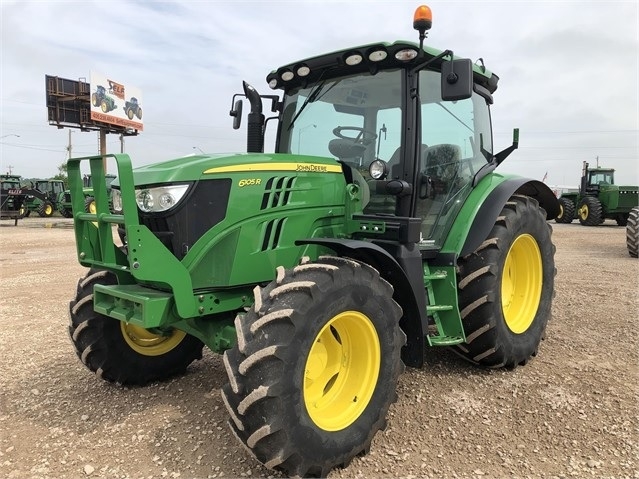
[204,162,342,174]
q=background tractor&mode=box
[123,97,142,120]
[67,5,559,477]
[91,84,117,113]
[555,161,639,226]
[24,178,66,217]
[58,173,116,216]
[0,174,41,224]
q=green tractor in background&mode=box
[67,5,559,477]
[24,179,66,217]
[58,173,116,216]
[555,161,639,226]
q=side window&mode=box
[417,70,493,247]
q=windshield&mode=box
[279,70,403,165]
[589,171,614,185]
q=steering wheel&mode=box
[333,126,377,146]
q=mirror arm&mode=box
[409,49,453,76]
[494,128,519,165]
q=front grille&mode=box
[138,179,232,259]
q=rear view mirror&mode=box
[230,99,243,130]
[441,58,473,101]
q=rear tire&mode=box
[222,256,405,477]
[555,197,574,224]
[453,195,556,368]
[627,207,639,258]
[84,196,96,214]
[578,196,603,226]
[69,269,204,385]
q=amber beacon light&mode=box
[413,5,432,33]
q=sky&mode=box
[1,0,637,187]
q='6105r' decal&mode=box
[238,178,262,187]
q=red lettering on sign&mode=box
[107,79,125,100]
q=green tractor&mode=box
[24,179,66,217]
[67,6,559,477]
[555,161,639,226]
[58,173,117,216]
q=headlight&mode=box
[135,184,190,213]
[111,188,123,213]
[369,160,388,180]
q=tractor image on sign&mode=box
[91,84,117,113]
[67,6,559,477]
[123,97,142,120]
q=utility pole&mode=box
[120,133,124,153]
[7,165,14,174]
[67,130,73,159]
[596,155,599,168]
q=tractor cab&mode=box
[231,10,523,253]
[581,161,615,194]
[272,62,494,249]
[586,168,614,189]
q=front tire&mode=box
[222,256,405,477]
[453,195,556,368]
[59,205,73,218]
[555,197,575,223]
[37,201,54,217]
[627,207,639,258]
[69,269,204,385]
[578,196,603,226]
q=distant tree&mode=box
[53,162,68,186]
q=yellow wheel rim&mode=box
[120,323,186,356]
[88,200,97,214]
[579,204,588,220]
[501,234,542,334]
[558,204,564,219]
[46,204,53,215]
[304,311,380,431]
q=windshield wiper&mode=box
[287,80,327,131]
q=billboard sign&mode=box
[90,71,143,131]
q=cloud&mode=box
[1,0,637,185]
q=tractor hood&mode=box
[117,152,342,187]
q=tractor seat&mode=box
[328,139,368,163]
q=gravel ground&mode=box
[0,216,637,478]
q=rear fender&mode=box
[296,238,426,367]
[458,178,559,257]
